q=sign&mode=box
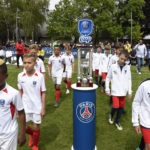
[79,35,92,43]
[78,19,94,36]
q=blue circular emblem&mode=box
[76,101,95,123]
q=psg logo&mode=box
[76,101,95,123]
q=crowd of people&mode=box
[0,39,150,150]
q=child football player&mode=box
[48,45,65,107]
[0,59,26,150]
[100,44,112,93]
[93,45,102,87]
[62,44,74,94]
[132,63,150,150]
[105,50,132,130]
[18,53,46,150]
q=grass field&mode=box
[6,59,150,150]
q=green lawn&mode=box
[6,60,150,150]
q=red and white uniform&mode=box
[35,57,45,73]
[17,71,46,116]
[93,53,102,75]
[108,54,119,70]
[0,84,23,142]
[62,53,74,78]
[100,53,112,79]
[132,79,150,143]
[48,55,65,84]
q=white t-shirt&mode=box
[48,55,65,77]
[17,71,46,114]
[62,53,74,71]
[0,83,24,139]
[0,49,5,57]
[6,51,12,58]
[93,53,102,70]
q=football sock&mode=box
[110,108,118,118]
[102,82,105,89]
[33,129,40,147]
[115,108,123,123]
[95,76,98,85]
[139,136,145,150]
[67,81,71,89]
[99,76,102,86]
[56,90,61,102]
[110,96,112,106]
[64,79,67,84]
[26,125,33,135]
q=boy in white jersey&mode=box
[106,50,132,130]
[93,45,102,87]
[48,45,65,107]
[132,64,150,150]
[29,44,46,80]
[100,44,112,93]
[18,53,46,150]
[0,59,26,150]
[62,44,74,94]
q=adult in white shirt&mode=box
[0,59,26,150]
[48,45,65,107]
[132,64,150,150]
[134,39,147,74]
[5,47,12,64]
[62,44,74,94]
[0,47,5,59]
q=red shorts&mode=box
[102,72,107,80]
[141,127,150,143]
[94,70,99,76]
[112,96,126,108]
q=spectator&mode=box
[5,47,12,64]
[145,44,150,66]
[124,41,131,53]
[37,46,45,62]
[15,39,24,68]
[129,47,136,65]
[0,46,5,59]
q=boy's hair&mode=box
[23,52,36,62]
[119,50,129,58]
[54,45,60,49]
[97,45,101,48]
[65,44,71,50]
[29,44,38,51]
[115,42,123,49]
[0,59,7,75]
[105,44,111,50]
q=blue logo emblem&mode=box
[0,99,5,107]
[33,81,37,87]
[76,101,95,123]
[79,36,92,43]
[78,19,94,36]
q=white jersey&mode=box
[105,63,132,96]
[23,58,45,73]
[132,79,150,128]
[17,71,46,114]
[108,54,119,70]
[100,53,112,73]
[0,83,24,139]
[62,53,74,71]
[6,51,12,58]
[93,53,102,70]
[48,55,65,77]
[134,44,147,58]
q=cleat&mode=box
[115,122,123,130]
[101,89,104,93]
[109,114,113,124]
[54,102,59,107]
[28,135,33,147]
[66,89,70,94]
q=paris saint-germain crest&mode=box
[76,101,95,123]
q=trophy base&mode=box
[76,82,93,87]
[71,145,97,150]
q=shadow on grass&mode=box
[39,123,60,150]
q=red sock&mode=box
[67,81,71,89]
[64,80,67,84]
[26,125,33,135]
[56,90,61,102]
[33,129,40,147]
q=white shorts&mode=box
[52,76,62,85]
[0,135,18,150]
[63,70,72,78]
[26,113,41,124]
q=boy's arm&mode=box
[41,91,46,118]
[48,64,52,78]
[128,67,132,99]
[105,67,112,96]
[18,110,26,146]
[72,62,74,74]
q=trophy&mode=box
[77,46,93,87]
